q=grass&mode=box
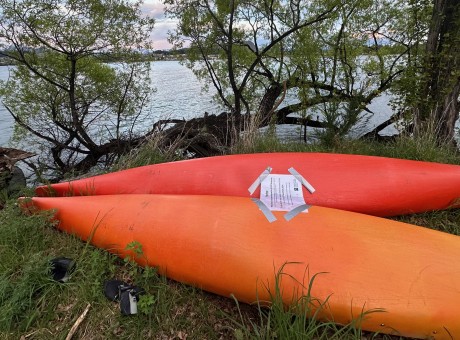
[1,132,460,339]
[233,128,460,164]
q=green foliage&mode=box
[165,0,416,141]
[0,0,154,53]
[110,135,185,171]
[0,204,55,332]
[167,0,339,114]
[387,0,460,143]
[137,294,155,315]
[389,0,432,115]
[0,0,155,179]
[232,125,460,166]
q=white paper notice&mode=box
[260,174,307,211]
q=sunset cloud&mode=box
[141,0,166,20]
[141,0,176,50]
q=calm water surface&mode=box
[0,61,223,147]
[0,66,14,146]
[0,60,394,147]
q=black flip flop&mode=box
[50,257,76,283]
[103,279,145,315]
[120,288,139,315]
[103,279,126,301]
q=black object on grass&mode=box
[50,257,76,283]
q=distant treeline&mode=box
[0,45,404,66]
[0,48,190,66]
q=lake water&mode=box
[0,61,226,147]
[0,66,15,146]
[0,60,395,147]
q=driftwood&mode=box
[146,107,410,159]
[147,112,244,157]
[361,110,405,142]
[146,110,332,158]
[65,303,91,340]
[0,147,35,172]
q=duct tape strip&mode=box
[248,166,272,195]
[251,198,277,223]
[288,167,315,194]
[284,204,310,221]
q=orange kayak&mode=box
[23,194,460,339]
[35,153,460,217]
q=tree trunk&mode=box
[417,0,460,143]
[256,83,283,124]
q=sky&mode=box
[141,0,176,50]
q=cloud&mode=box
[141,0,167,20]
[141,0,176,49]
[149,20,178,49]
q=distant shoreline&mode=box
[0,48,188,66]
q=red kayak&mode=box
[36,152,460,217]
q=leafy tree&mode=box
[164,0,412,143]
[0,0,155,180]
[385,0,460,145]
[415,0,460,143]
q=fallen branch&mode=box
[361,110,405,141]
[66,303,91,340]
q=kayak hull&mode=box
[24,194,460,339]
[35,153,460,217]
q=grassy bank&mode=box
[1,134,460,339]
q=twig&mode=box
[66,303,91,340]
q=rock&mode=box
[1,165,26,197]
[7,166,26,195]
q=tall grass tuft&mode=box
[231,128,460,165]
[229,264,386,339]
[379,133,460,163]
[0,203,55,332]
[111,134,186,172]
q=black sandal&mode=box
[49,257,76,283]
[103,279,145,315]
